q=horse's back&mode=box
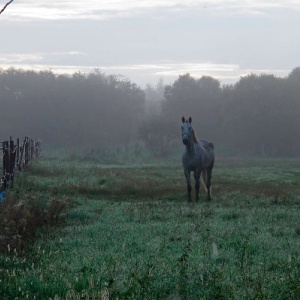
[200,140,214,151]
[198,140,214,167]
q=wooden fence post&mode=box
[24,137,29,171]
[36,139,41,157]
[16,138,20,171]
[30,139,33,160]
[9,137,16,188]
[1,142,5,192]
[1,136,41,193]
[19,139,25,172]
[3,141,9,190]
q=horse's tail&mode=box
[201,170,208,192]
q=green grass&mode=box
[0,157,300,299]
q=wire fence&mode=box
[0,137,41,193]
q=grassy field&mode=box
[0,155,300,299]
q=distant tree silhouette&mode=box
[1,67,300,156]
[162,73,222,141]
[0,68,145,147]
[157,70,300,156]
[144,78,165,117]
[138,115,177,156]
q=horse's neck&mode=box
[186,139,196,156]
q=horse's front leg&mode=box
[194,169,201,201]
[184,169,192,202]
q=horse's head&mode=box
[181,116,193,145]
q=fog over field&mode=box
[1,1,300,157]
[1,67,300,157]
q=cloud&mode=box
[2,0,300,21]
[0,52,86,64]
[0,53,43,63]
[0,60,291,87]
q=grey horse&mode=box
[181,116,214,201]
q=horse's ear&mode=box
[189,116,192,123]
[182,116,185,123]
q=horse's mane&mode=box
[191,128,198,143]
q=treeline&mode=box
[0,68,144,147]
[142,68,300,157]
[1,67,300,157]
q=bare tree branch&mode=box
[0,0,14,15]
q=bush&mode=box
[0,193,68,253]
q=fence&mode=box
[0,137,41,193]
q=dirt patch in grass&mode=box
[213,181,299,201]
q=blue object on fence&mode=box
[0,192,5,201]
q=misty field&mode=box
[1,154,300,299]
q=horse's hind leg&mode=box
[206,162,214,201]
[194,169,201,201]
[184,170,192,202]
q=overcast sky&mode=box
[1,0,299,87]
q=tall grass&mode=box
[0,156,299,299]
